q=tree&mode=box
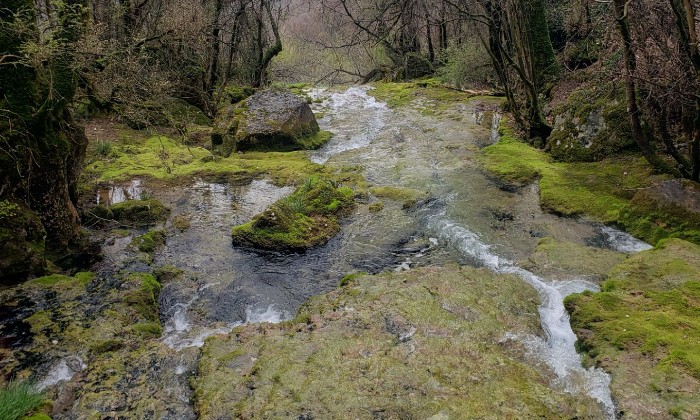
[611,0,700,180]
[448,0,558,141]
[1,0,89,279]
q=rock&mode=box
[110,199,170,226]
[566,239,700,418]
[231,177,354,252]
[193,266,604,418]
[546,85,634,162]
[212,89,323,156]
[620,178,700,245]
[0,200,47,283]
[404,53,433,80]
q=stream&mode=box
[87,86,654,417]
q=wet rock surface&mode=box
[213,89,321,156]
[194,266,604,419]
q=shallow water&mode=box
[67,86,654,416]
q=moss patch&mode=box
[523,237,627,281]
[110,199,169,226]
[231,177,354,252]
[479,119,662,238]
[547,82,634,162]
[84,132,325,186]
[565,239,700,418]
[193,266,603,418]
[130,229,166,253]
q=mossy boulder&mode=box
[193,266,604,418]
[565,239,700,418]
[130,229,166,253]
[404,53,433,80]
[110,199,169,226]
[547,85,634,162]
[231,177,354,252]
[212,89,326,156]
[0,200,47,283]
[523,237,626,281]
[619,179,700,245]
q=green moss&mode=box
[368,202,384,213]
[524,237,626,280]
[84,132,325,186]
[110,199,169,226]
[90,339,124,354]
[131,229,166,253]
[369,186,427,209]
[153,265,184,283]
[0,200,46,281]
[339,272,366,287]
[28,272,93,287]
[295,130,332,150]
[132,322,163,337]
[193,266,602,418]
[369,80,470,114]
[547,82,633,162]
[232,177,354,252]
[565,239,700,417]
[125,273,161,323]
[479,118,654,224]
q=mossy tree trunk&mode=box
[0,0,89,278]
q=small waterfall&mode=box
[310,86,392,164]
[426,213,616,418]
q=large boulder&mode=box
[212,89,323,156]
[546,83,634,162]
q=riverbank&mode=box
[2,82,698,419]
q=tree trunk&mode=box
[613,0,676,175]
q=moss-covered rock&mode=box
[212,89,327,156]
[565,239,700,419]
[110,199,169,226]
[523,237,627,281]
[231,177,354,252]
[130,229,166,253]
[547,84,634,162]
[0,200,47,283]
[193,266,604,418]
[619,179,700,245]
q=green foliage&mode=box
[437,41,496,89]
[95,140,112,157]
[0,380,45,420]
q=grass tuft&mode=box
[0,380,45,420]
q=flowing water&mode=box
[87,86,654,417]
